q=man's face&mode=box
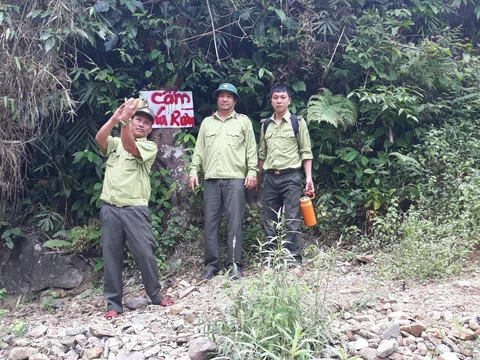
[131,114,153,138]
[216,91,236,112]
[271,91,291,113]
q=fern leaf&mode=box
[307,88,357,128]
[43,239,72,249]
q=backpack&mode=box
[262,114,300,143]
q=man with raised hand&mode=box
[257,84,314,271]
[189,83,258,280]
[96,98,173,320]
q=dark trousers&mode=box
[263,170,303,262]
[203,179,245,272]
[100,204,162,312]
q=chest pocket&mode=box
[205,132,217,147]
[106,152,120,167]
[226,131,244,147]
[124,154,139,171]
[265,130,274,149]
[279,128,298,148]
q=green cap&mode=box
[213,83,239,102]
[134,107,155,123]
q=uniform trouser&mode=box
[263,170,303,263]
[100,204,162,312]
[203,179,245,272]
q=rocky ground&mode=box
[1,251,480,360]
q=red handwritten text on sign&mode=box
[140,90,194,128]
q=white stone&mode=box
[144,345,160,358]
[354,337,369,351]
[376,339,398,358]
[444,311,454,322]
[28,355,49,360]
[439,353,460,360]
[188,337,217,360]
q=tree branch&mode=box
[205,0,221,64]
[323,25,345,79]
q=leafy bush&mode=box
[207,216,332,359]
[0,225,24,250]
[358,120,480,280]
[243,205,264,260]
[44,222,101,255]
[154,214,202,271]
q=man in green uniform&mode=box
[96,98,173,320]
[258,84,314,268]
[189,83,258,280]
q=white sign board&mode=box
[140,90,194,128]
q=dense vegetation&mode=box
[1,0,480,280]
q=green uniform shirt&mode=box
[190,111,258,179]
[258,111,313,170]
[100,136,157,207]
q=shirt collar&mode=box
[269,110,291,124]
[214,110,238,121]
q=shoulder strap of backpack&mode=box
[291,114,300,143]
[262,119,270,136]
[263,115,300,143]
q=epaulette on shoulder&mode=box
[236,113,250,120]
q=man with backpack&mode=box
[257,84,314,269]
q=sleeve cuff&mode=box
[247,169,258,177]
[301,153,314,161]
[100,136,116,157]
[136,141,157,164]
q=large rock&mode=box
[26,325,48,338]
[0,236,92,295]
[359,348,377,360]
[89,325,116,338]
[170,305,183,315]
[8,347,38,360]
[401,323,426,337]
[84,347,104,359]
[66,327,87,336]
[381,323,401,340]
[188,337,216,360]
[117,352,145,360]
[29,355,49,360]
[354,337,369,351]
[125,297,148,310]
[144,345,160,358]
[439,353,460,360]
[65,350,80,360]
[469,320,480,331]
[376,339,398,358]
[451,327,475,341]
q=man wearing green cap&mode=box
[96,98,173,320]
[189,83,258,280]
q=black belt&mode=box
[265,168,299,176]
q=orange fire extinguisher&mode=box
[300,192,317,227]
